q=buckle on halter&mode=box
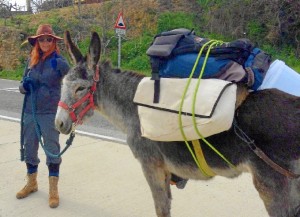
[93,65,100,82]
[68,106,75,112]
[93,76,99,82]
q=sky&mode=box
[11,0,27,10]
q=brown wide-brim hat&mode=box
[28,24,63,46]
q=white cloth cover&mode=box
[133,78,237,141]
[258,59,300,96]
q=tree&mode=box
[0,0,14,25]
[26,0,32,12]
[29,0,72,12]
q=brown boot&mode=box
[16,172,38,199]
[49,176,59,208]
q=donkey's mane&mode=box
[122,70,146,79]
[100,60,145,80]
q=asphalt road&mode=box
[0,78,126,143]
[0,119,269,217]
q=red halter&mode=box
[58,66,99,125]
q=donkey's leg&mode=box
[285,160,300,217]
[140,161,172,217]
[251,163,300,217]
[252,171,282,216]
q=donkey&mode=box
[55,31,300,217]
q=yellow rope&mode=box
[191,41,236,168]
[178,39,236,177]
[191,140,216,177]
[178,40,216,177]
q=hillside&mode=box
[0,0,299,78]
[0,0,200,73]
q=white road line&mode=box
[0,115,126,144]
[75,130,126,144]
[0,115,20,122]
[0,88,19,92]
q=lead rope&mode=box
[178,39,236,177]
[20,94,27,161]
[19,84,75,161]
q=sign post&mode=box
[114,12,126,68]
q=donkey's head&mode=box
[55,31,101,134]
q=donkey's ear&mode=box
[64,31,83,64]
[86,32,101,70]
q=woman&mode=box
[17,24,70,208]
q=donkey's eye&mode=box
[75,86,86,94]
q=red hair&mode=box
[29,39,60,68]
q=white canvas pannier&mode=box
[133,77,237,141]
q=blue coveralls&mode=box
[21,52,70,166]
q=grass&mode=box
[0,66,24,81]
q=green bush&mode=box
[157,12,195,33]
[110,35,153,74]
[77,37,90,56]
[246,21,267,45]
[0,65,24,80]
[123,55,151,75]
[262,44,300,72]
